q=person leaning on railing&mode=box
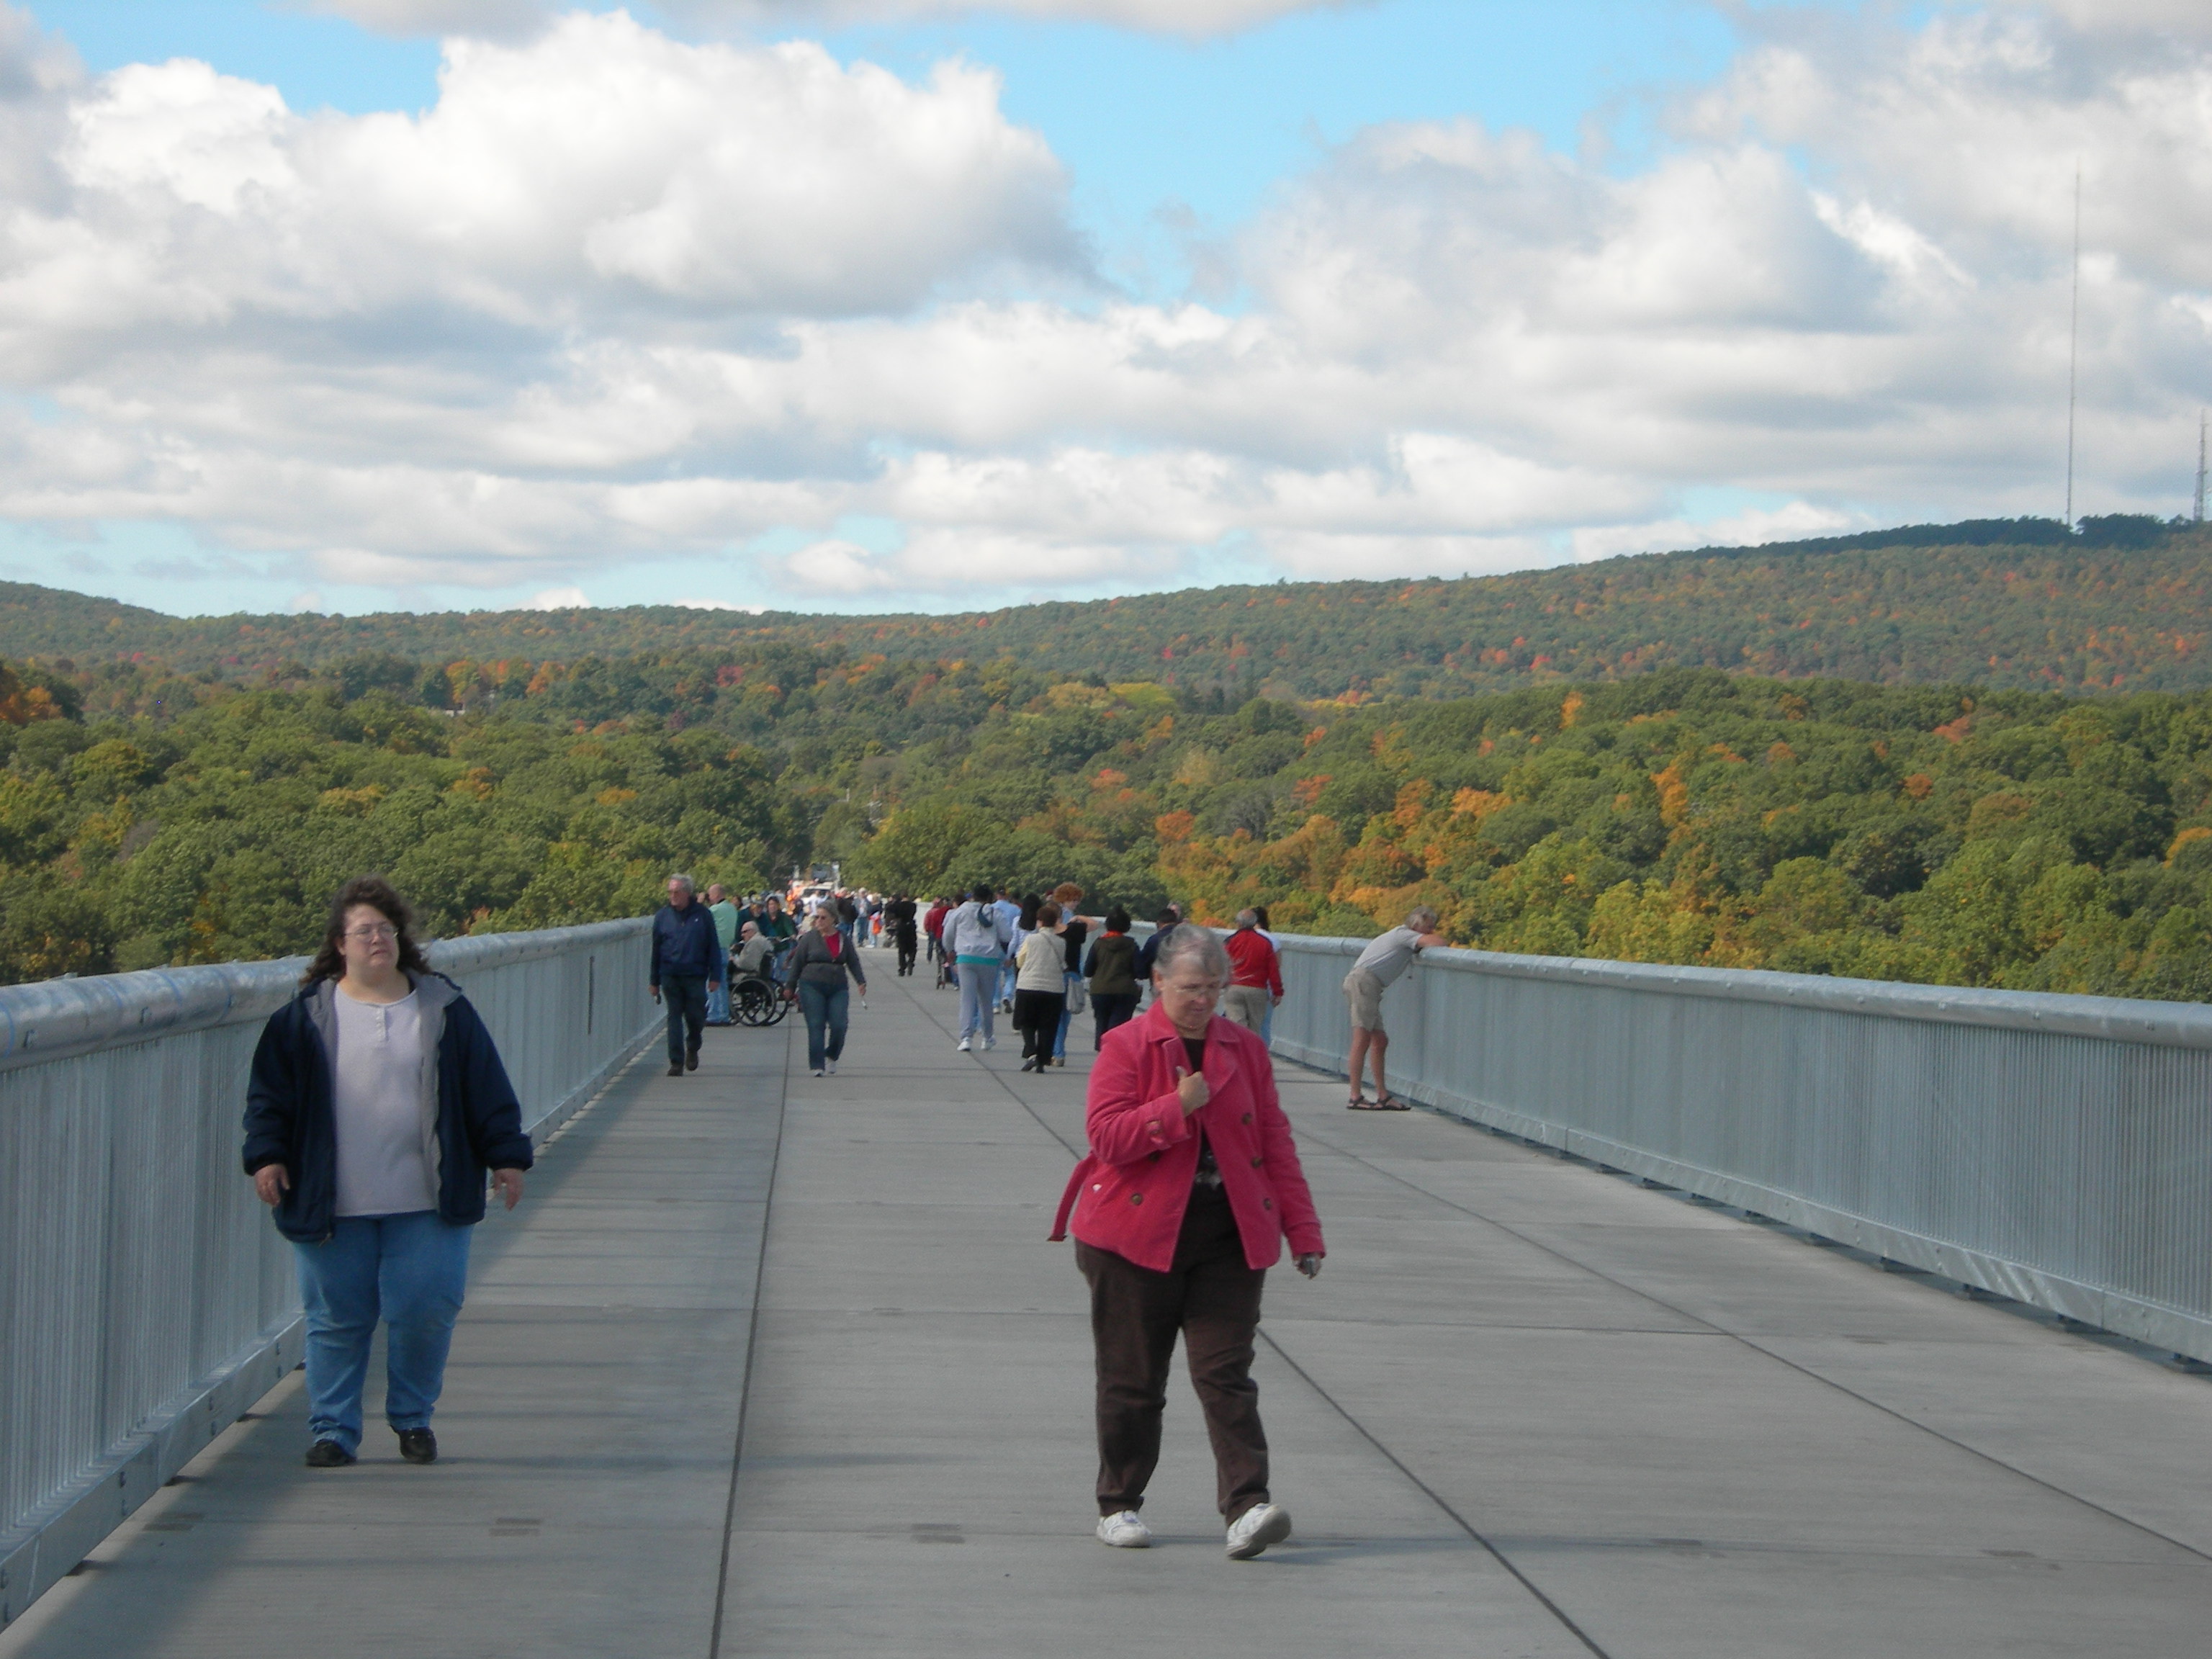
[1051,925,1324,1559]
[1342,904,1446,1110]
[241,874,531,1470]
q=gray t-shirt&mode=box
[331,988,436,1218]
[1352,926,1426,987]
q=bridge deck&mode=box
[7,969,2211,1657]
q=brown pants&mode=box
[1075,1184,1270,1521]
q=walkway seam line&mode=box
[708,1016,794,1659]
[1294,1115,2212,1568]
[902,975,1617,1652]
[1254,1328,1614,1659]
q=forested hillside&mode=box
[5,515,2210,700]
[5,641,2211,1004]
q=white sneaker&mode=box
[1225,1502,1291,1560]
[983,1037,996,1051]
[826,1061,837,1075]
[811,1068,824,1078]
[1096,1511,1152,1549]
[957,1036,971,1052]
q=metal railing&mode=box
[1270,933,2212,1363]
[0,920,657,1627]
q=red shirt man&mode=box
[1221,914,1281,1034]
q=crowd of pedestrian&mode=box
[247,859,1446,1565]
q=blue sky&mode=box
[0,1,2203,619]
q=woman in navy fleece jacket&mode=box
[242,875,532,1469]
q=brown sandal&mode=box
[1354,1094,1411,1112]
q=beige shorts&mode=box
[1343,967,1386,1030]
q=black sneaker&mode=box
[304,1439,356,1468]
[667,1063,683,1076]
[685,1047,700,1072]
[397,1428,437,1465]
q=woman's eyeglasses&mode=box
[345,924,400,943]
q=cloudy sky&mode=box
[0,1,2206,618]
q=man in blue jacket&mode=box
[652,872,722,1076]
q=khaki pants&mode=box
[1223,984,1270,1034]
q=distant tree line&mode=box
[4,516,2210,704]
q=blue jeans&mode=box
[706,977,731,1024]
[1055,972,1084,1058]
[957,961,999,1041]
[294,1213,472,1454]
[798,979,849,1071]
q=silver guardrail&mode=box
[1270,933,2212,1362]
[0,919,657,1626]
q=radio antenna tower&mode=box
[2064,162,2081,528]
[2197,410,2208,526]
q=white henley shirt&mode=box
[331,987,437,1218]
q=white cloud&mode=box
[307,0,1339,42]
[2,2,2209,612]
[526,584,589,608]
[0,9,1074,374]
[675,595,768,611]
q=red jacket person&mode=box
[1052,925,1324,1559]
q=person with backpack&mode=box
[242,875,531,1469]
[1084,907,1141,1048]
[948,882,1014,1051]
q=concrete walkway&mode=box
[9,964,2212,1656]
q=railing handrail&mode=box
[0,919,650,1074]
[1272,932,2212,1049]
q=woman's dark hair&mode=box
[1106,907,1130,932]
[974,882,996,904]
[1019,894,1042,930]
[303,874,432,986]
[1254,905,1272,930]
[1155,907,1179,925]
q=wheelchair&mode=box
[733,940,796,1027]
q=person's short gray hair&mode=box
[1154,925,1231,984]
[1234,909,1258,929]
[1406,904,1439,931]
[740,921,757,937]
[667,873,696,894]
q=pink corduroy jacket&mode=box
[1051,1000,1324,1272]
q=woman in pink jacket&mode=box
[1051,926,1326,1560]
